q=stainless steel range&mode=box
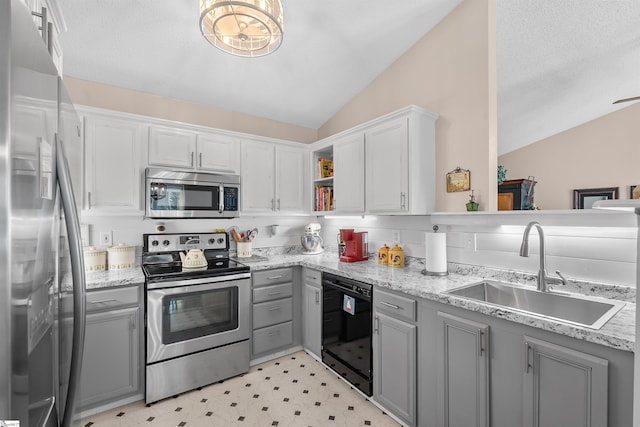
[142,232,251,403]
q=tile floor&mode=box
[81,351,401,426]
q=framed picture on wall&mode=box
[446,167,470,192]
[630,185,640,199]
[573,187,619,209]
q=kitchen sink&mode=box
[446,280,625,329]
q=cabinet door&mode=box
[79,306,140,409]
[437,312,490,427]
[148,125,196,169]
[365,117,409,213]
[373,312,417,426]
[302,282,322,357]
[84,116,143,213]
[241,141,275,213]
[333,133,365,213]
[523,336,608,427]
[196,132,241,174]
[275,146,306,213]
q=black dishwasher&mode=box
[321,273,373,396]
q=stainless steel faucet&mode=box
[519,221,567,292]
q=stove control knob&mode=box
[162,240,170,247]
[217,238,225,244]
[208,238,216,245]
[151,240,159,247]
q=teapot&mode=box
[180,248,208,270]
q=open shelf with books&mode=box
[312,145,334,213]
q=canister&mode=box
[83,247,107,273]
[377,244,389,265]
[107,243,136,270]
[388,244,405,268]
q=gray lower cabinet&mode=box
[301,268,322,358]
[251,267,302,358]
[420,301,633,427]
[373,288,417,426]
[523,336,608,427]
[62,285,143,412]
[437,312,490,427]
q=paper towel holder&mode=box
[421,225,449,276]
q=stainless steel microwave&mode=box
[145,168,240,219]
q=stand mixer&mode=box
[301,223,324,255]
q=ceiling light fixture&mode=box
[200,0,284,58]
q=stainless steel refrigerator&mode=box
[1,1,86,426]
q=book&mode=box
[318,158,334,179]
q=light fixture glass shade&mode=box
[200,0,284,57]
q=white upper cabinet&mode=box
[84,113,144,215]
[365,107,437,215]
[148,125,241,174]
[311,105,437,216]
[241,140,307,215]
[365,117,409,213]
[148,125,196,169]
[333,132,365,214]
[275,146,306,213]
[197,132,240,174]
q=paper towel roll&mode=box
[425,232,447,275]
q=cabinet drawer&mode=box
[253,268,293,287]
[253,283,293,303]
[303,268,322,287]
[65,286,140,313]
[374,289,416,322]
[253,321,293,354]
[253,297,293,329]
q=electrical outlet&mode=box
[99,231,112,246]
[463,232,476,250]
[392,230,401,243]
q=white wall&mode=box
[319,211,637,287]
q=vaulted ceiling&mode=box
[58,1,640,155]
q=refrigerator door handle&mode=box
[56,135,87,427]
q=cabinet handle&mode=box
[380,301,401,310]
[479,331,485,356]
[267,292,282,296]
[271,199,275,210]
[268,331,281,336]
[277,199,281,210]
[32,7,48,46]
[315,290,320,304]
[268,306,282,312]
[87,191,92,209]
[89,298,119,305]
[400,192,406,209]
[524,341,532,373]
[191,152,194,167]
[77,125,81,137]
[267,275,283,280]
[373,316,380,334]
[131,316,137,330]
[199,152,202,168]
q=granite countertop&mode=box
[80,251,636,353]
[240,252,636,353]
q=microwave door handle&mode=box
[219,185,224,213]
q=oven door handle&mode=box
[322,279,371,302]
[147,278,246,296]
[146,272,251,290]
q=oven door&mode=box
[146,274,250,364]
